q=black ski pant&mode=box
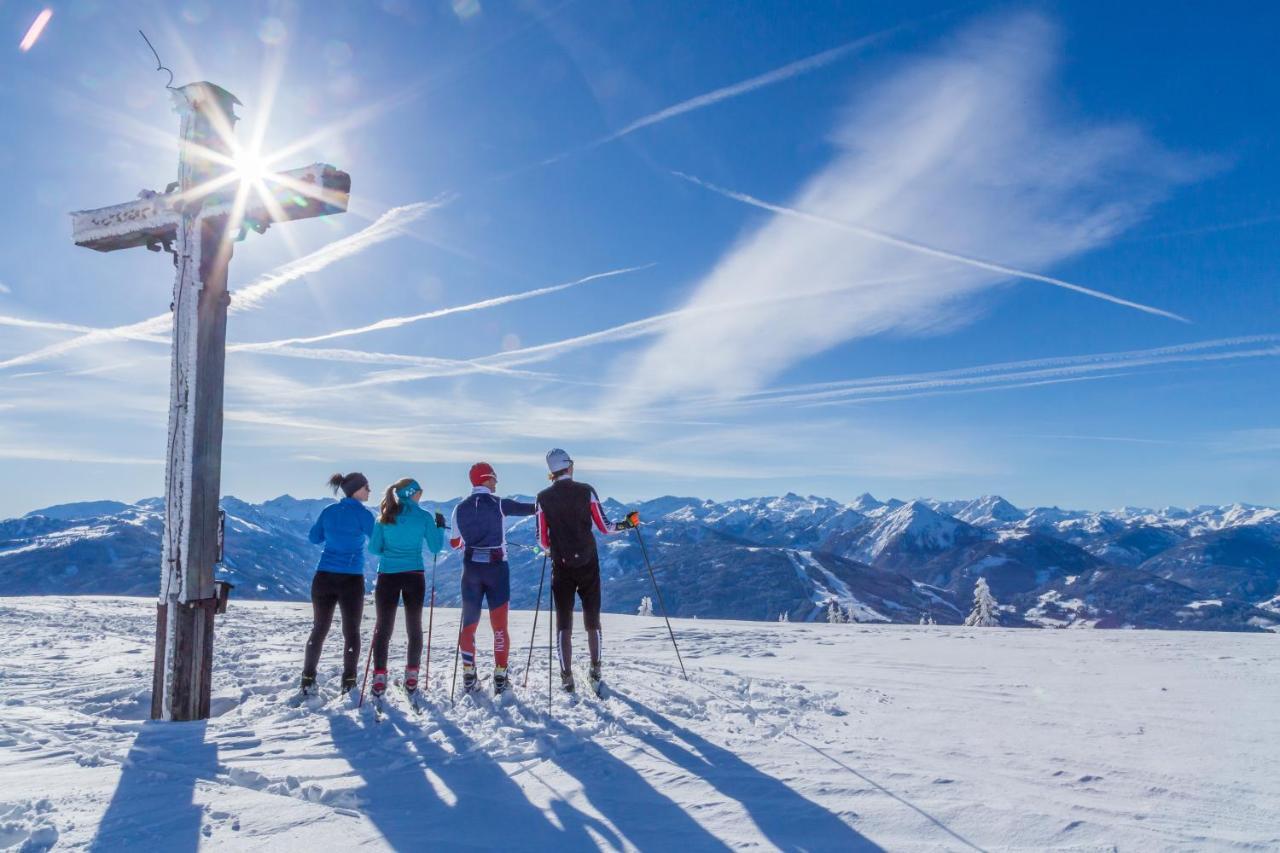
[303,571,365,680]
[552,556,602,672]
[372,571,426,671]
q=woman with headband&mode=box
[367,477,447,699]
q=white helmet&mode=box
[545,447,573,473]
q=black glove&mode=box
[434,511,448,530]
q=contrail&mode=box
[232,263,653,352]
[721,335,1280,408]
[539,30,893,168]
[230,200,444,313]
[0,202,439,372]
[673,171,1192,324]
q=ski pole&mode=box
[424,551,439,684]
[449,607,463,704]
[633,525,688,680]
[358,625,376,708]
[523,554,548,688]
[548,568,553,709]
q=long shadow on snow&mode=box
[91,720,217,852]
[538,706,735,851]
[608,691,883,852]
[329,705,616,850]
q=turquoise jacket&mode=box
[368,502,445,573]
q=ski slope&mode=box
[1,597,1277,851]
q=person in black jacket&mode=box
[535,448,637,693]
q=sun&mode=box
[232,145,271,184]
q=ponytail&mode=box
[327,471,370,498]
[379,477,417,524]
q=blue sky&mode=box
[1,0,1277,518]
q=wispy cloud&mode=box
[613,12,1204,409]
[0,282,11,295]
[231,264,651,351]
[0,202,440,372]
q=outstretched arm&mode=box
[590,489,637,534]
[423,508,444,555]
[500,497,536,517]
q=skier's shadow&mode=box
[607,691,884,852]
[91,720,217,853]
[535,704,736,851]
[328,705,616,850]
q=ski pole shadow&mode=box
[608,691,884,852]
[535,705,736,852]
[328,705,614,850]
[786,732,989,853]
[91,720,217,853]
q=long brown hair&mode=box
[379,477,417,524]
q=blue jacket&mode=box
[449,487,535,564]
[308,497,375,574]
[368,502,444,573]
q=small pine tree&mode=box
[842,605,857,624]
[778,612,790,623]
[637,596,653,617]
[826,600,845,624]
[964,577,999,627]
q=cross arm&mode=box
[71,163,351,252]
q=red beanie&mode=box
[469,462,496,487]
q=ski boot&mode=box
[493,666,509,695]
[341,673,357,695]
[371,669,388,697]
[299,674,317,697]
[462,664,479,693]
[588,662,603,697]
[560,669,576,693]
[403,666,420,695]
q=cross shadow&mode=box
[607,691,884,852]
[328,705,616,850]
[91,720,217,852]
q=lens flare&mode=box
[19,9,53,52]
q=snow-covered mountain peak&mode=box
[955,495,1025,526]
[850,492,884,512]
[860,500,983,561]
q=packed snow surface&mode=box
[1,597,1277,851]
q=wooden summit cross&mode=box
[70,82,350,721]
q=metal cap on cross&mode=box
[70,82,351,721]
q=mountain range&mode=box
[2,492,1277,631]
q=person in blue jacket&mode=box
[366,477,447,698]
[301,472,374,695]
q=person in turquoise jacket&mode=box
[367,477,446,698]
[301,472,374,696]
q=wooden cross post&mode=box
[70,82,350,721]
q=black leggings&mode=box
[552,558,602,671]
[372,571,426,671]
[303,571,365,679]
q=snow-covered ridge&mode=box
[3,491,1277,632]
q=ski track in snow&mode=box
[1,598,1277,851]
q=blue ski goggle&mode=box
[396,480,421,501]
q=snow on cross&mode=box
[69,81,350,722]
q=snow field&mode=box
[0,596,1277,850]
